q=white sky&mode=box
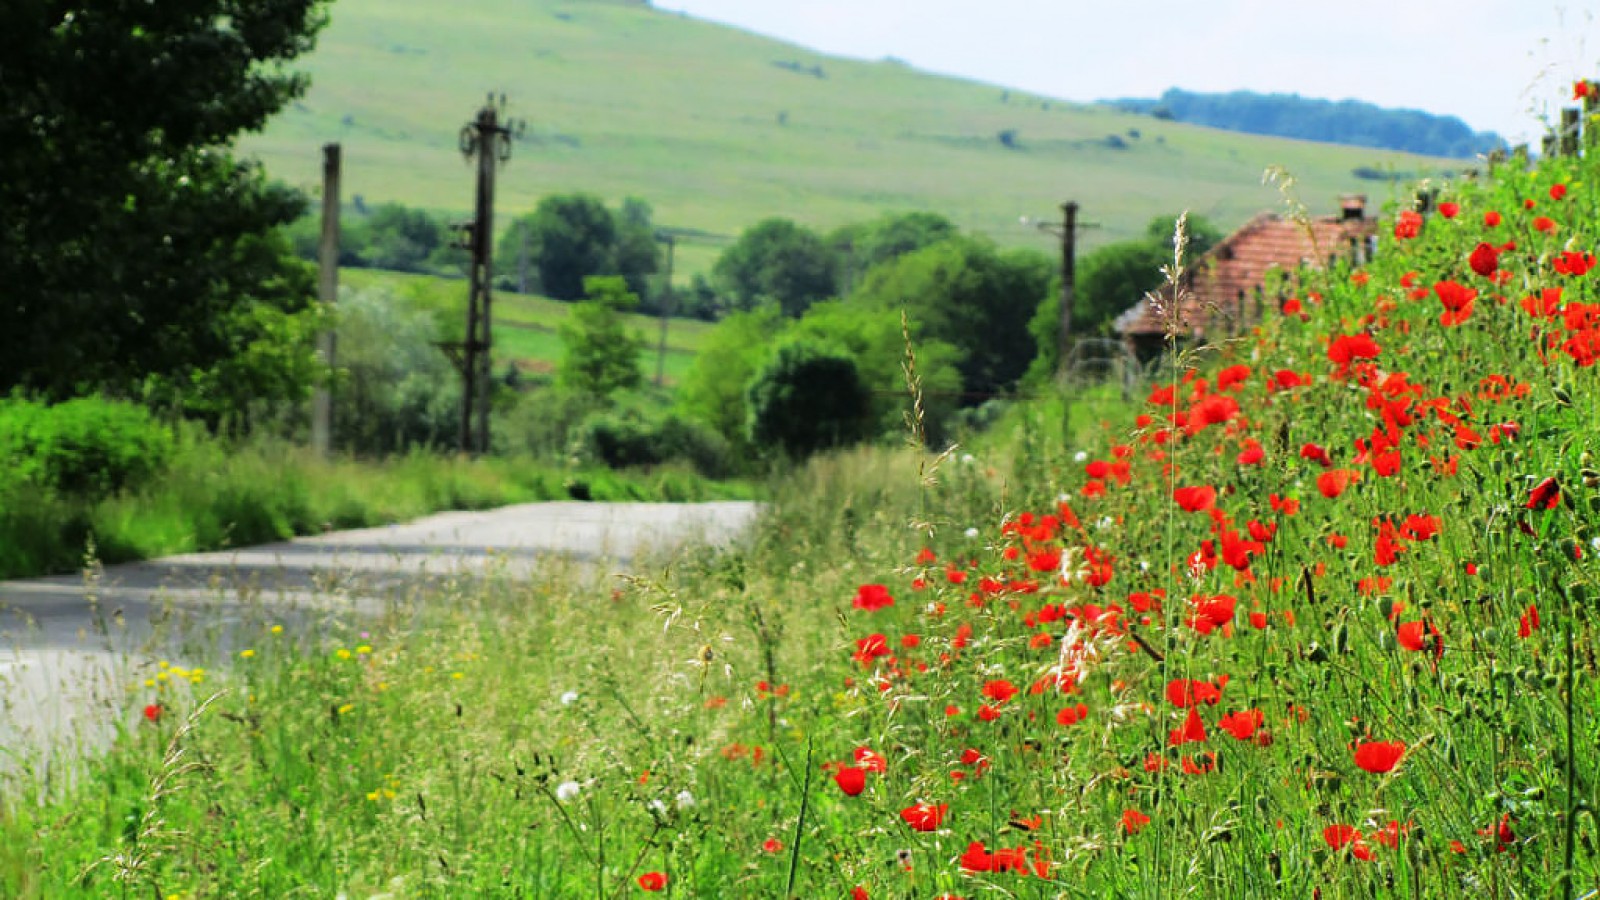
[655,0,1600,146]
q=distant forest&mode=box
[1103,88,1505,159]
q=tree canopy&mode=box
[852,237,1051,399]
[713,218,838,317]
[0,0,330,408]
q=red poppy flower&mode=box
[1172,485,1217,512]
[900,802,948,832]
[1469,243,1499,277]
[1316,469,1357,499]
[1435,280,1477,326]
[1168,706,1207,746]
[143,704,162,722]
[1438,201,1459,219]
[638,872,668,891]
[1484,210,1502,227]
[834,765,866,796]
[853,633,890,665]
[982,679,1019,703]
[1217,708,1264,741]
[1577,80,1594,100]
[1526,477,1560,510]
[1323,824,1374,860]
[1187,594,1236,634]
[1393,210,1422,240]
[1554,251,1596,276]
[1055,703,1089,726]
[1165,678,1224,708]
[1551,183,1568,201]
[852,584,895,612]
[853,746,887,773]
[1328,333,1381,366]
[1121,809,1151,834]
[1353,739,1406,773]
[1300,442,1332,467]
[1396,620,1444,658]
[761,838,783,853]
[1534,216,1557,234]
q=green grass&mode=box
[241,0,1453,278]
[340,267,709,381]
[9,144,1600,897]
[0,434,753,580]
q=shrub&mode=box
[578,402,736,478]
[745,340,873,458]
[0,395,174,495]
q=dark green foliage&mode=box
[362,203,446,272]
[557,277,645,398]
[0,0,329,407]
[1104,88,1505,158]
[745,341,873,458]
[0,396,174,495]
[333,287,460,454]
[578,404,734,478]
[714,218,838,317]
[614,197,663,305]
[677,309,785,449]
[832,211,957,292]
[1029,213,1222,379]
[852,237,1050,399]
[503,194,618,301]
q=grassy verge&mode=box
[0,436,754,580]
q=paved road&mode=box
[0,501,760,773]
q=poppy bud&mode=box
[1332,622,1349,655]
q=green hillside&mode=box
[242,0,1454,278]
[340,268,712,382]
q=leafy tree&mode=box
[364,203,444,273]
[745,340,873,458]
[334,286,460,454]
[713,218,838,317]
[503,194,618,301]
[677,308,786,447]
[833,211,957,292]
[614,197,662,305]
[0,0,330,406]
[789,302,965,445]
[1144,213,1223,259]
[852,237,1051,399]
[558,277,644,398]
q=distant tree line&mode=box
[1103,88,1505,159]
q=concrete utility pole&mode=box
[654,232,676,388]
[446,95,522,455]
[311,143,341,457]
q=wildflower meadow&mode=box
[6,113,1600,900]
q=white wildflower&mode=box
[1073,451,1088,463]
[964,527,980,539]
[559,690,579,706]
[675,790,696,810]
[555,781,581,802]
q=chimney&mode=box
[1339,194,1367,221]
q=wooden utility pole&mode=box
[654,232,676,387]
[1057,201,1079,381]
[311,143,341,457]
[446,95,522,455]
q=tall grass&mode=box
[0,434,752,580]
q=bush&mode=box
[745,340,873,458]
[578,402,736,478]
[0,395,174,495]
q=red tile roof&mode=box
[1115,208,1377,339]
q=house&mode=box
[1114,196,1378,361]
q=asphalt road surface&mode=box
[0,501,760,776]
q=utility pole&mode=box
[654,232,676,387]
[1026,201,1092,447]
[311,143,341,457]
[445,94,523,455]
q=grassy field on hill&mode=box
[341,268,712,382]
[242,0,1456,279]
